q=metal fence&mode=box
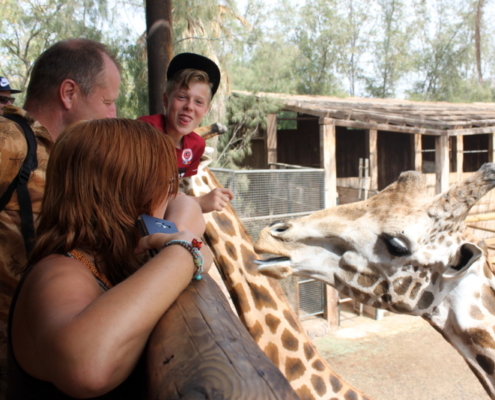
[211,166,325,240]
[211,166,326,319]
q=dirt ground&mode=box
[303,306,489,400]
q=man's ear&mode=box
[59,79,78,111]
[162,92,169,109]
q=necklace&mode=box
[69,249,113,289]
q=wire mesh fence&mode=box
[210,167,325,241]
[211,166,326,319]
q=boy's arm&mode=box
[192,188,234,213]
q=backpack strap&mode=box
[0,114,38,255]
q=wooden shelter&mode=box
[238,91,495,203]
[236,91,495,325]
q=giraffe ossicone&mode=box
[254,163,495,399]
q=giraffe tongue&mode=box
[254,256,291,265]
[254,257,293,279]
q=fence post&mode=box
[319,117,339,329]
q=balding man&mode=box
[0,39,121,392]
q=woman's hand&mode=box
[135,231,213,275]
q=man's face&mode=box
[0,90,14,116]
[163,81,211,146]
[71,54,121,122]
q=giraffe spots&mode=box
[392,276,413,295]
[421,252,431,261]
[231,282,251,313]
[329,374,343,393]
[249,320,264,343]
[341,263,358,280]
[373,280,389,297]
[240,243,259,276]
[295,385,316,400]
[311,359,325,371]
[212,211,237,237]
[467,328,495,349]
[344,389,359,400]
[410,282,422,300]
[419,270,428,278]
[283,309,300,332]
[392,302,412,313]
[265,313,281,334]
[357,271,380,288]
[304,342,316,361]
[438,235,445,244]
[205,221,219,245]
[224,240,238,262]
[417,291,434,310]
[249,282,279,311]
[481,285,495,317]
[476,354,495,375]
[217,254,236,275]
[263,342,280,367]
[431,272,439,285]
[285,356,306,381]
[470,305,484,320]
[310,374,327,396]
[281,328,299,351]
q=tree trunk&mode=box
[145,0,173,114]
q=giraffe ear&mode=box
[443,243,482,279]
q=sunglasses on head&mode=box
[0,96,15,105]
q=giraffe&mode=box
[254,163,495,399]
[180,156,373,400]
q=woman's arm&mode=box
[12,206,212,398]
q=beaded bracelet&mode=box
[163,239,204,280]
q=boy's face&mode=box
[163,81,211,145]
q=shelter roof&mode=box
[235,91,495,136]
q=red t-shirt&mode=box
[137,114,206,178]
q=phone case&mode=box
[138,214,178,257]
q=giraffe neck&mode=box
[424,260,495,399]
[183,165,373,400]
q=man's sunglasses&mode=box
[0,96,15,105]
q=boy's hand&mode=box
[197,188,234,213]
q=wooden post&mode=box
[435,134,450,194]
[145,0,173,115]
[457,135,464,182]
[319,117,339,329]
[491,133,495,163]
[267,113,277,169]
[146,274,299,400]
[414,134,422,173]
[369,129,378,191]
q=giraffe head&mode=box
[254,163,495,317]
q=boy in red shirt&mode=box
[138,53,233,213]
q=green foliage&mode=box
[212,92,282,169]
[0,0,109,105]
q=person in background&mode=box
[138,53,233,213]
[0,38,121,397]
[0,77,21,116]
[7,118,213,399]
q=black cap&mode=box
[167,53,221,97]
[0,77,21,94]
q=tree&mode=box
[363,0,412,98]
[0,0,109,105]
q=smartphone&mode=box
[138,214,178,257]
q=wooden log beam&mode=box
[145,274,298,400]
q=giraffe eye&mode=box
[383,235,411,257]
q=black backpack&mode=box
[0,114,38,255]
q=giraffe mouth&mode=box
[254,257,293,279]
